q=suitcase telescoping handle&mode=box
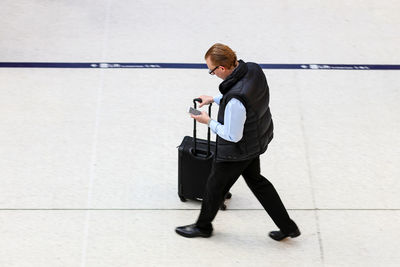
[193,98,212,157]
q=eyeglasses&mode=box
[208,65,220,75]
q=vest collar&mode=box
[219,60,248,94]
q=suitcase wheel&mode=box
[179,195,187,202]
[225,192,232,199]
[220,204,227,210]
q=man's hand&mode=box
[197,95,214,108]
[190,111,211,125]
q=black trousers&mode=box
[196,156,298,234]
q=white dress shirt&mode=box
[209,94,246,143]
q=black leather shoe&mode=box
[175,224,212,238]
[269,228,301,241]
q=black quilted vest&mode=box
[215,60,273,162]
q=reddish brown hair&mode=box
[204,43,237,69]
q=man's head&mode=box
[205,43,238,80]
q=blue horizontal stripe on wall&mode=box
[0,62,400,70]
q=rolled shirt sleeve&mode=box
[209,97,246,143]
[213,94,223,105]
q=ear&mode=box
[220,66,225,71]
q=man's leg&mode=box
[195,160,250,230]
[242,157,299,235]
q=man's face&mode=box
[206,57,226,80]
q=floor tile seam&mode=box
[80,70,104,267]
[296,81,324,264]
[80,1,112,267]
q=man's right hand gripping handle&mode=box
[197,95,214,108]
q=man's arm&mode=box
[197,95,214,108]
[209,98,246,143]
[213,94,222,105]
[190,96,246,143]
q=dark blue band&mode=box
[0,62,399,70]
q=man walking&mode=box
[176,43,300,241]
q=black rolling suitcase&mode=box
[178,98,231,210]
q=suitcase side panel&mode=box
[178,136,215,200]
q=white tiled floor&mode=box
[1,1,399,266]
[319,211,400,267]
